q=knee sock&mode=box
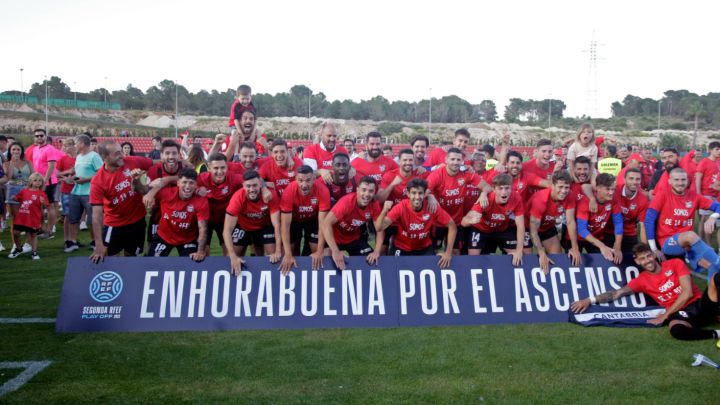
[669,323,717,341]
[688,239,720,281]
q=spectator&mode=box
[29,129,63,239]
[7,173,46,260]
[187,145,208,173]
[148,136,162,160]
[120,142,135,157]
[65,134,103,252]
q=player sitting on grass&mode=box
[644,167,720,281]
[572,243,720,341]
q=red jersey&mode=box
[318,176,361,205]
[227,157,270,176]
[627,259,702,309]
[425,148,447,167]
[486,168,544,201]
[526,188,574,232]
[280,180,331,222]
[379,169,428,205]
[146,162,183,223]
[649,188,713,246]
[258,157,303,197]
[569,181,590,205]
[330,193,381,246]
[608,186,649,237]
[196,172,244,224]
[90,156,153,227]
[303,143,348,171]
[226,188,280,231]
[352,156,399,183]
[523,158,556,196]
[427,168,484,223]
[387,199,452,251]
[575,195,621,240]
[13,189,47,230]
[56,155,76,194]
[695,157,720,197]
[469,191,524,233]
[640,162,654,190]
[156,187,210,245]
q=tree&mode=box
[476,100,497,122]
[28,76,72,100]
[686,100,705,148]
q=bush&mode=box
[659,133,689,151]
[669,122,687,130]
[377,122,405,136]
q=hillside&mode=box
[1,102,717,150]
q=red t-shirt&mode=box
[352,156,399,183]
[317,176,361,205]
[387,199,451,251]
[303,144,348,171]
[227,157,270,176]
[226,188,279,231]
[156,187,210,245]
[695,157,720,197]
[379,169,428,205]
[569,181,590,206]
[607,186,649,237]
[427,168,483,223]
[486,168,544,201]
[258,157,303,197]
[280,180,331,222]
[469,191,524,233]
[425,148,447,167]
[146,162,183,223]
[196,172,244,224]
[56,155,76,194]
[13,189,47,229]
[649,188,712,246]
[627,259,702,309]
[575,195,621,240]
[90,156,153,227]
[330,193,381,246]
[526,188,574,232]
[229,101,256,126]
[523,158,556,196]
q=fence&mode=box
[0,95,121,110]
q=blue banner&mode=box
[56,254,655,333]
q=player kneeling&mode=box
[318,176,384,270]
[375,178,455,268]
[145,168,209,261]
[223,170,282,275]
[461,173,525,266]
[278,165,331,274]
[572,243,720,341]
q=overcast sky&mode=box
[2,0,717,118]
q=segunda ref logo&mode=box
[89,271,124,303]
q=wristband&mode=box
[589,296,597,305]
[648,239,658,251]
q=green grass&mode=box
[0,368,22,386]
[1,224,719,403]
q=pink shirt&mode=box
[31,144,64,185]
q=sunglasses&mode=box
[34,134,45,138]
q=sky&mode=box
[1,0,718,118]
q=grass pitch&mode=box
[0,226,719,403]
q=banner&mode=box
[56,254,656,333]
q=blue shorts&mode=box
[6,183,25,206]
[61,193,72,216]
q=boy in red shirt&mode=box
[462,173,525,266]
[278,165,331,273]
[376,178,455,268]
[56,137,77,251]
[8,173,46,260]
[145,168,210,260]
[572,243,720,341]
[223,170,281,275]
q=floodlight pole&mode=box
[548,97,552,128]
[175,80,179,138]
[19,68,24,103]
[657,100,661,130]
[428,87,432,135]
[44,76,48,132]
[104,76,107,106]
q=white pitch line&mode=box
[0,361,52,397]
[0,318,55,324]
